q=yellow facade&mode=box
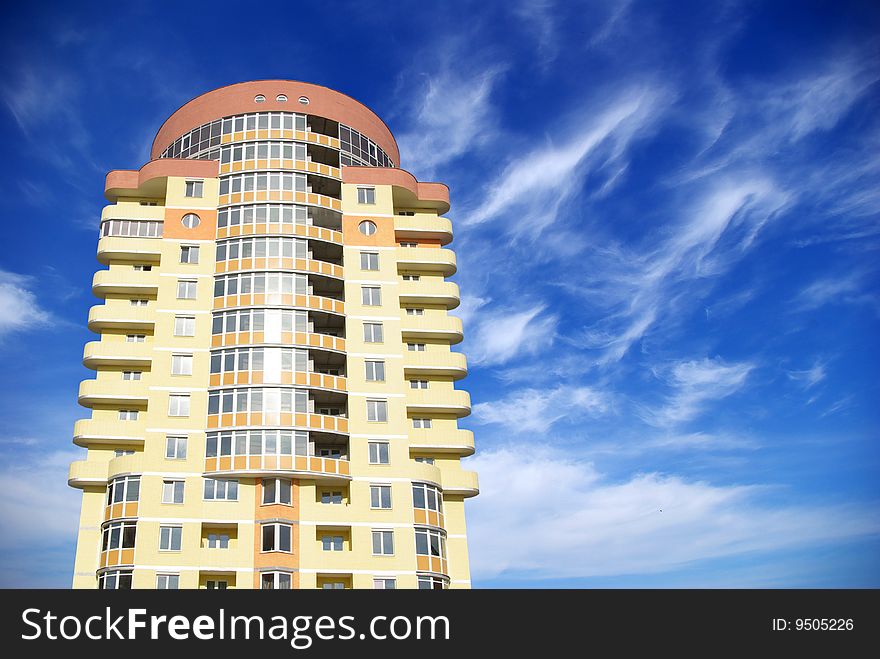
[69,80,477,590]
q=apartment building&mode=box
[68,80,478,589]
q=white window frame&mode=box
[262,478,292,505]
[168,394,191,417]
[162,479,185,504]
[361,286,382,306]
[357,187,376,204]
[174,316,196,337]
[407,343,426,351]
[165,435,187,460]
[126,334,146,343]
[410,379,429,389]
[159,525,183,551]
[118,409,139,421]
[368,441,390,465]
[156,573,180,589]
[372,529,394,556]
[360,251,379,270]
[261,523,292,553]
[177,279,197,300]
[260,571,292,589]
[364,360,385,382]
[374,578,396,589]
[204,478,238,501]
[122,371,142,381]
[171,353,193,376]
[180,244,200,264]
[412,417,432,429]
[185,180,204,198]
[363,322,383,343]
[370,484,392,509]
[366,399,388,422]
[321,535,344,551]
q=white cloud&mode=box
[465,86,669,234]
[513,0,559,68]
[0,270,53,336]
[397,64,503,179]
[787,360,827,389]
[792,274,876,312]
[644,357,755,427]
[472,385,612,433]
[467,446,880,580]
[465,303,557,366]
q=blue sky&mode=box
[0,0,878,588]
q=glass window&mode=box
[177,280,197,299]
[165,435,187,459]
[357,188,376,204]
[372,530,394,555]
[172,354,193,376]
[174,316,196,337]
[321,491,343,505]
[204,478,238,501]
[321,535,344,551]
[358,220,377,236]
[157,574,180,589]
[262,523,292,552]
[361,286,381,306]
[122,371,141,381]
[367,399,388,422]
[370,485,392,509]
[374,578,396,589]
[360,252,379,270]
[184,180,203,198]
[368,441,390,465]
[413,418,432,429]
[262,478,292,505]
[365,360,385,382]
[159,525,182,551]
[162,480,184,504]
[181,213,201,229]
[180,245,199,264]
[363,322,383,343]
[168,394,190,417]
[261,572,292,589]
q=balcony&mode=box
[204,454,351,483]
[216,223,343,245]
[394,215,453,245]
[217,257,343,280]
[107,452,145,480]
[409,428,475,456]
[406,388,471,418]
[403,350,467,380]
[398,279,460,309]
[96,236,162,265]
[212,293,344,316]
[396,247,456,276]
[88,304,155,332]
[400,314,463,344]
[68,459,109,488]
[440,469,479,498]
[73,418,145,448]
[92,269,159,297]
[82,340,152,369]
[409,460,442,488]
[78,379,149,408]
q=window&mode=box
[415,528,446,559]
[157,574,180,589]
[368,442,390,465]
[114,449,135,457]
[410,379,429,389]
[185,180,204,198]
[133,265,152,272]
[367,399,388,422]
[162,480,184,504]
[321,582,346,589]
[101,220,162,238]
[407,343,426,351]
[412,482,443,512]
[402,274,420,281]
[261,572,292,589]
[414,456,435,465]
[372,530,394,555]
[358,220,377,236]
[418,575,446,590]
[321,491,343,505]
[174,316,196,337]
[363,322,383,343]
[412,418,432,429]
[130,299,148,307]
[165,435,187,459]
[177,279,197,299]
[180,245,200,264]
[370,484,392,509]
[360,252,379,270]
[400,241,418,248]
[118,410,138,421]
[206,580,228,589]
[181,213,201,228]
[262,523,292,552]
[254,94,266,103]
[107,476,140,504]
[99,570,133,590]
[365,360,385,382]
[262,478,292,505]
[159,525,182,551]
[374,578,397,589]
[361,286,381,306]
[405,308,424,316]
[321,535,343,551]
[122,371,142,381]
[207,533,230,549]
[102,521,136,551]
[276,94,288,102]
[204,478,238,501]
[172,354,193,376]
[357,187,376,204]
[126,334,146,343]
[168,394,190,417]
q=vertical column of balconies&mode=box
[206,113,351,588]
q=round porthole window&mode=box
[254,94,266,103]
[358,220,377,236]
[276,94,288,102]
[298,96,310,105]
[181,213,201,229]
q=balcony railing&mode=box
[96,236,162,265]
[72,418,145,448]
[204,454,350,482]
[408,428,475,456]
[406,388,471,418]
[398,279,460,309]
[394,215,453,245]
[87,304,155,332]
[78,379,149,408]
[82,340,152,369]
[92,269,160,297]
[396,247,457,276]
[403,350,468,380]
[400,314,463,344]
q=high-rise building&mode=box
[68,81,478,590]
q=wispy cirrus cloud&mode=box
[0,270,53,337]
[465,303,557,367]
[791,273,878,313]
[467,446,880,580]
[787,360,827,390]
[472,385,613,433]
[642,357,755,428]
